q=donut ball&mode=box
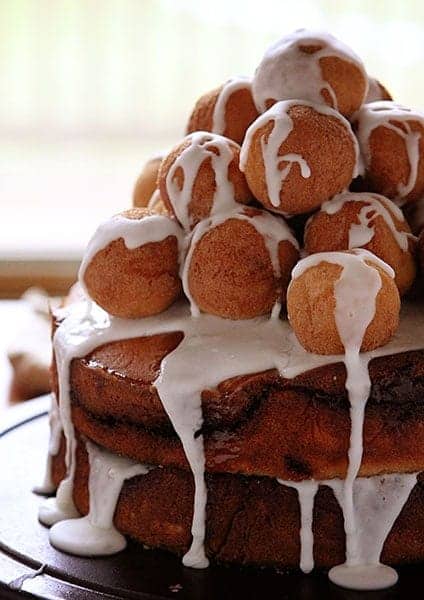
[240,100,359,215]
[186,77,259,145]
[304,192,416,295]
[158,132,252,230]
[184,208,299,319]
[365,77,392,103]
[79,208,183,319]
[287,250,400,355]
[252,30,367,118]
[353,101,424,205]
[133,155,163,208]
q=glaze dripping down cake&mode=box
[36,29,424,593]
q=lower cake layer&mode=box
[50,435,424,569]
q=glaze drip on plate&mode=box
[49,441,150,556]
[278,473,417,584]
[34,395,62,495]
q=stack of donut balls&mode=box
[80,29,423,355]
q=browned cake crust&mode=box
[50,318,424,481]
[50,438,424,569]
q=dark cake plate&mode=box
[0,396,422,600]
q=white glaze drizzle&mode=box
[38,309,103,528]
[8,564,46,591]
[326,473,418,590]
[181,207,299,318]
[49,441,150,556]
[291,249,394,290]
[212,76,252,135]
[354,101,424,203]
[252,30,367,114]
[320,191,412,251]
[37,300,291,567]
[147,188,161,209]
[39,291,424,568]
[291,249,403,589]
[240,99,360,209]
[277,473,417,588]
[165,132,239,231]
[33,394,63,495]
[327,473,418,566]
[78,212,185,290]
[278,479,318,573]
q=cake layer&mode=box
[50,436,424,569]
[61,335,424,435]
[62,346,424,480]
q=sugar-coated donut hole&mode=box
[353,102,424,205]
[158,133,253,230]
[133,156,163,208]
[304,193,417,295]
[186,209,299,319]
[186,80,259,145]
[82,207,182,319]
[241,102,358,215]
[287,254,401,355]
[318,55,367,117]
[252,31,367,118]
[367,122,424,204]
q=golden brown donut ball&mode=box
[133,155,163,208]
[304,192,416,295]
[80,208,183,319]
[184,208,299,319]
[158,132,253,230]
[353,101,424,205]
[186,77,259,145]
[252,30,367,118]
[240,100,359,215]
[365,77,392,103]
[287,250,400,355]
